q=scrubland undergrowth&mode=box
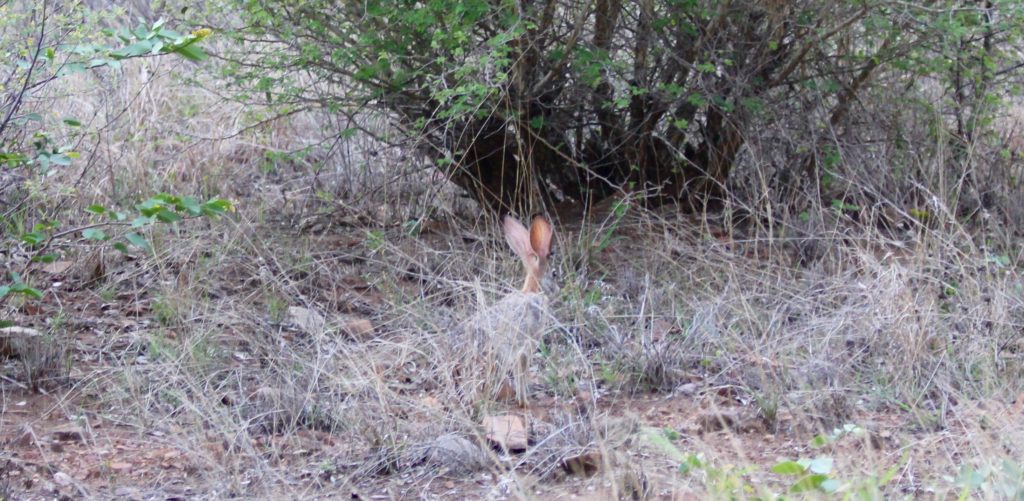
[2,3,1024,500]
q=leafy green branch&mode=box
[2,194,233,306]
[1,10,216,314]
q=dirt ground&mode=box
[5,351,1023,499]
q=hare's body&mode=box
[456,291,548,404]
[450,215,554,406]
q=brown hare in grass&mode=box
[453,214,554,407]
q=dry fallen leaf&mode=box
[340,316,374,339]
[482,414,528,452]
[108,461,132,472]
[41,260,73,275]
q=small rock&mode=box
[483,414,528,452]
[53,471,74,487]
[287,306,325,334]
[426,434,489,472]
[676,383,699,396]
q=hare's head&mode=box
[503,215,553,293]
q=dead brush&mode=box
[6,20,1024,498]
[14,330,71,392]
[524,408,637,480]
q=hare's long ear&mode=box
[530,215,553,258]
[503,215,534,259]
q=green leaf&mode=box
[640,427,688,462]
[85,204,107,215]
[32,254,58,263]
[790,474,829,493]
[403,219,422,236]
[808,457,833,474]
[0,151,29,166]
[112,242,130,254]
[178,196,201,216]
[154,208,182,223]
[153,193,179,204]
[201,199,232,216]
[131,216,154,227]
[11,283,44,299]
[21,231,46,245]
[57,62,87,77]
[678,454,703,475]
[125,232,150,251]
[0,286,10,299]
[111,40,155,58]
[819,478,841,493]
[33,221,58,232]
[169,43,207,61]
[63,117,82,127]
[0,319,14,328]
[82,228,107,240]
[137,197,163,211]
[50,153,73,166]
[772,460,807,476]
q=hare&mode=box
[451,214,554,407]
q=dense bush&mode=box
[224,0,1024,216]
